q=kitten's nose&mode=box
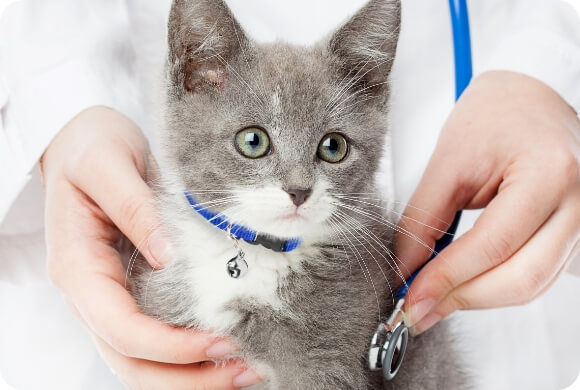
[286,188,312,207]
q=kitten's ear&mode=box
[167,0,250,94]
[328,0,401,94]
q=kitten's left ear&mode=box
[328,0,401,95]
[167,0,251,95]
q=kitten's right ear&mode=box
[328,0,401,95]
[167,0,250,95]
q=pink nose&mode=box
[286,188,312,207]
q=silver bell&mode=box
[227,252,248,279]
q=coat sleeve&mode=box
[470,0,580,112]
[0,0,139,224]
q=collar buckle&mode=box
[247,233,287,252]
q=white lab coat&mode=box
[0,1,580,389]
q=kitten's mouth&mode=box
[279,210,307,221]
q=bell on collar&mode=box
[227,252,248,279]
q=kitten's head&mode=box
[162,0,400,240]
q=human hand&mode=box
[395,71,580,334]
[42,106,261,389]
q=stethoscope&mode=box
[368,0,473,381]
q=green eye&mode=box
[317,133,348,163]
[234,127,271,158]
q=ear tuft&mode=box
[167,0,249,95]
[329,0,401,94]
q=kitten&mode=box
[131,0,468,388]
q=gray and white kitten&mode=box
[132,0,468,388]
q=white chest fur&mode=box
[173,213,309,333]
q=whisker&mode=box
[125,222,164,288]
[335,194,453,232]
[334,209,406,286]
[332,202,439,261]
[335,195,453,237]
[332,212,383,319]
[326,215,353,276]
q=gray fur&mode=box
[130,0,469,388]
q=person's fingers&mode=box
[45,171,236,364]
[73,270,235,364]
[392,94,506,279]
[394,156,468,279]
[412,193,580,334]
[404,161,570,325]
[47,186,232,364]
[67,294,262,390]
[42,107,170,268]
[64,120,172,268]
[95,337,253,390]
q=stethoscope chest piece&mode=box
[368,321,409,381]
[382,322,409,380]
[368,297,409,381]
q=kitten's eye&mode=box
[234,127,271,158]
[317,133,348,163]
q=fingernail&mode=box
[412,313,441,335]
[233,369,262,388]
[147,230,175,267]
[206,341,237,359]
[407,298,435,325]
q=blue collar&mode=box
[184,191,302,252]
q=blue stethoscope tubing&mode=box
[449,0,473,99]
[373,0,473,380]
[370,0,474,381]
[395,0,473,299]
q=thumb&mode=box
[66,124,173,269]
